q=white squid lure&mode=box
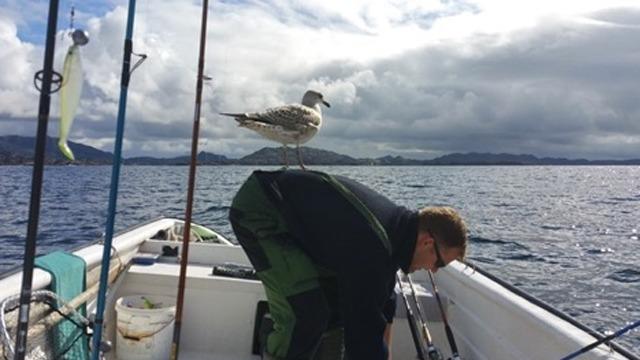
[58,29,88,161]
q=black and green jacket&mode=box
[253,170,418,360]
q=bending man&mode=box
[229,170,468,360]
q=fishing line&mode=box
[170,0,210,358]
[396,273,427,360]
[427,271,461,360]
[559,319,640,360]
[58,3,74,43]
[90,0,146,358]
[13,1,62,359]
[69,4,75,30]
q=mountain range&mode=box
[1,135,639,166]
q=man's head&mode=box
[409,207,468,272]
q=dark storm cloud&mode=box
[309,9,640,160]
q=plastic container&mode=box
[115,295,176,360]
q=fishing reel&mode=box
[426,346,462,360]
[426,345,465,360]
[427,345,444,360]
[33,29,89,94]
[33,13,89,95]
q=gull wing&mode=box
[249,104,321,128]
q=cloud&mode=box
[0,15,39,118]
[2,1,640,160]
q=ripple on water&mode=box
[609,196,639,202]
[606,269,640,283]
[491,202,517,208]
[585,248,615,255]
[405,184,433,189]
[540,225,564,231]
[470,236,530,251]
[468,256,497,265]
[203,205,231,213]
[500,253,546,262]
[563,307,597,318]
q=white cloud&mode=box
[0,16,38,117]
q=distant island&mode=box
[1,135,639,166]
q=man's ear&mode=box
[418,231,432,247]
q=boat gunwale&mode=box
[462,260,640,360]
[2,218,637,359]
[0,217,186,306]
[0,216,169,282]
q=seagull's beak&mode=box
[322,100,331,108]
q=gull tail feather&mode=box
[220,112,246,119]
[220,112,255,126]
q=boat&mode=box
[10,0,638,358]
[0,218,637,359]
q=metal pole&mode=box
[170,0,210,358]
[90,0,138,358]
[14,1,61,358]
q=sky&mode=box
[1,0,639,160]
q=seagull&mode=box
[220,90,330,170]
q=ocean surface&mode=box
[1,165,638,352]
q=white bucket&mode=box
[115,295,176,360]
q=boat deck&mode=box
[116,258,443,360]
[106,250,266,360]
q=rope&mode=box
[0,290,91,359]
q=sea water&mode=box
[1,165,638,351]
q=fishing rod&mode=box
[559,319,640,360]
[427,271,461,360]
[13,1,62,358]
[91,0,147,358]
[406,274,444,360]
[170,0,210,358]
[396,273,427,360]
